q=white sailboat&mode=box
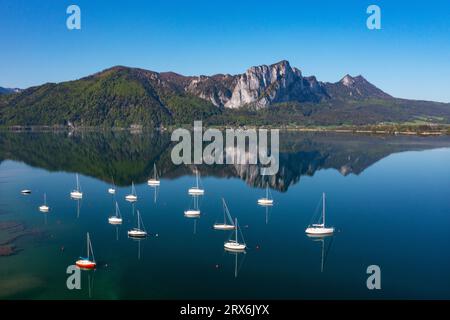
[305,192,335,236]
[38,193,49,212]
[188,169,204,195]
[224,218,246,252]
[128,210,147,238]
[125,181,138,202]
[147,163,161,186]
[70,174,83,199]
[75,232,96,269]
[21,189,31,195]
[108,201,123,225]
[184,195,200,218]
[214,198,236,230]
[257,184,273,206]
[108,177,116,194]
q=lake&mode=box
[1,130,450,299]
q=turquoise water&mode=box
[1,131,450,299]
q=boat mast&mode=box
[266,185,268,199]
[116,202,120,218]
[76,174,80,191]
[196,170,199,188]
[235,218,238,243]
[137,211,141,230]
[223,199,226,224]
[154,164,157,180]
[86,233,90,260]
[44,193,47,205]
[322,193,326,227]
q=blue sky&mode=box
[1,0,449,102]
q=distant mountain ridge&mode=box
[0,87,21,95]
[0,60,449,127]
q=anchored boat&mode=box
[70,174,83,199]
[188,169,204,195]
[184,195,201,218]
[213,198,236,230]
[128,210,147,238]
[39,193,49,212]
[108,177,116,194]
[108,201,123,225]
[224,218,246,252]
[257,184,273,206]
[125,181,138,202]
[76,232,96,269]
[305,192,335,236]
[147,163,161,186]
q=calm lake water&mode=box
[1,130,450,299]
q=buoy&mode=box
[215,264,220,269]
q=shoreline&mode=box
[1,124,449,136]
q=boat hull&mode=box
[128,230,147,238]
[147,180,160,186]
[21,190,31,195]
[125,195,138,202]
[305,227,334,235]
[108,217,122,225]
[76,260,96,269]
[213,224,236,230]
[224,241,246,252]
[108,188,116,194]
[70,191,83,199]
[257,199,273,206]
[188,188,204,195]
[184,210,200,217]
[39,206,49,212]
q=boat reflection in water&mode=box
[226,250,246,279]
[306,234,335,273]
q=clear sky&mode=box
[1,0,449,102]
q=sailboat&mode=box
[108,177,116,194]
[70,174,83,199]
[213,198,236,230]
[39,193,49,212]
[75,232,96,269]
[128,210,147,238]
[108,201,123,225]
[184,195,200,218]
[125,181,138,202]
[257,184,273,206]
[188,169,204,195]
[21,189,31,195]
[224,218,246,252]
[147,163,161,186]
[305,192,335,236]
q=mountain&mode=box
[324,74,392,100]
[0,87,21,95]
[1,60,449,127]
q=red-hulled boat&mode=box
[76,232,96,270]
